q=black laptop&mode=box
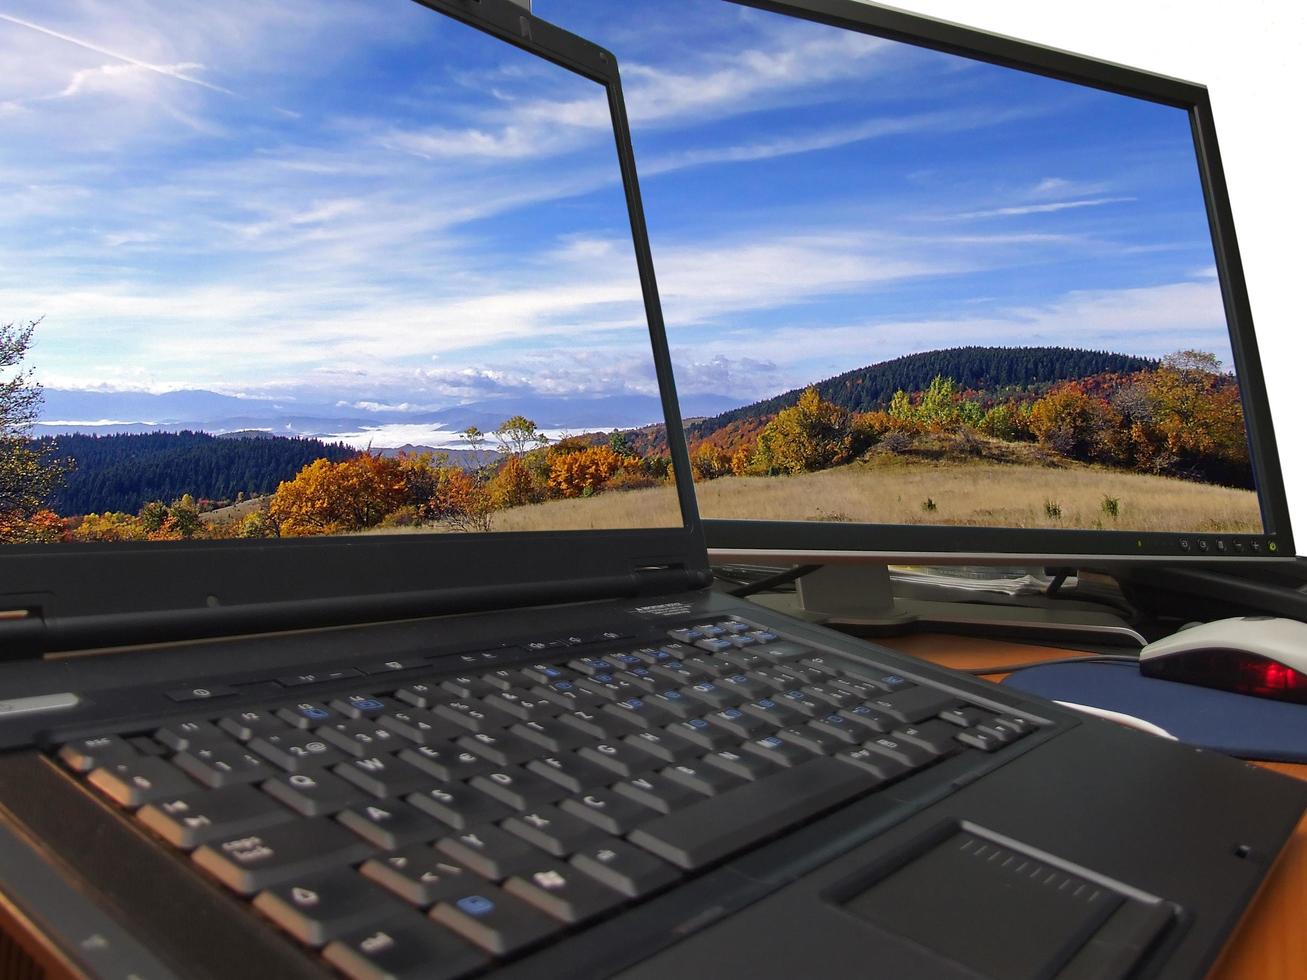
[0,1,1303,978]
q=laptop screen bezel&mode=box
[701,0,1294,564]
[0,0,709,632]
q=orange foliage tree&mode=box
[548,445,629,497]
[270,455,408,536]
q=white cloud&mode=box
[948,197,1136,220]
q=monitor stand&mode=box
[743,563,1144,646]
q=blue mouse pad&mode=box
[1001,662,1307,762]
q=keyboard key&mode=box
[469,766,567,811]
[628,758,871,870]
[324,913,489,980]
[739,698,799,726]
[360,849,476,907]
[138,785,295,849]
[173,742,273,788]
[957,728,1005,752]
[456,730,537,767]
[155,720,226,751]
[430,884,558,956]
[577,741,650,779]
[483,690,557,722]
[434,699,514,734]
[834,746,911,782]
[666,717,735,752]
[219,709,288,742]
[394,681,444,708]
[892,719,966,756]
[253,869,407,946]
[502,805,607,857]
[839,704,895,735]
[263,769,367,817]
[437,825,540,881]
[808,713,865,745]
[702,749,779,782]
[867,687,957,724]
[622,730,697,765]
[193,819,374,895]
[276,669,363,688]
[775,725,841,756]
[939,705,987,728]
[602,697,675,730]
[559,789,657,836]
[705,707,768,739]
[398,744,493,783]
[647,690,698,719]
[408,784,513,831]
[661,762,744,798]
[503,858,625,924]
[525,753,613,794]
[440,675,496,700]
[277,702,339,729]
[88,757,199,807]
[613,773,703,814]
[975,719,1024,744]
[740,734,810,768]
[330,695,398,719]
[862,735,937,769]
[338,800,446,850]
[59,735,137,773]
[570,838,680,899]
[512,719,590,754]
[319,720,402,757]
[377,708,463,745]
[165,684,238,702]
[334,754,431,798]
[249,731,349,772]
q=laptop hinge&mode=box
[0,609,46,662]
[633,564,713,595]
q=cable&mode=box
[728,563,824,598]
[963,654,1140,675]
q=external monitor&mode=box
[615,0,1292,573]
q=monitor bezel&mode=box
[0,0,710,631]
[704,0,1294,564]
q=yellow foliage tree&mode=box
[751,387,856,475]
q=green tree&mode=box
[494,416,547,457]
[0,319,70,541]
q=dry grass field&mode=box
[367,452,1261,535]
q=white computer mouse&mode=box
[1138,616,1307,702]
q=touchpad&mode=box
[837,825,1174,980]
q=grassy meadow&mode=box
[362,451,1260,536]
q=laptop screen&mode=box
[0,1,684,545]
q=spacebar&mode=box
[627,758,872,869]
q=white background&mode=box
[864,0,1307,546]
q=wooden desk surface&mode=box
[877,633,1307,980]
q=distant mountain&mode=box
[40,431,356,515]
[35,389,739,444]
[685,346,1158,440]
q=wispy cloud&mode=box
[948,197,1136,219]
[0,12,235,96]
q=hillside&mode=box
[685,346,1157,441]
[38,431,356,515]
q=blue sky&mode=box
[0,0,1233,426]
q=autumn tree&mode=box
[548,445,628,497]
[0,319,69,540]
[424,466,495,532]
[751,387,859,475]
[269,455,407,536]
[689,442,732,481]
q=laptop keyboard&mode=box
[54,619,1039,979]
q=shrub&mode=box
[689,442,732,481]
[424,467,495,532]
[751,387,855,475]
[1044,500,1062,519]
[878,430,914,455]
[922,498,938,512]
[487,455,538,509]
[1102,495,1120,518]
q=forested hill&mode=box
[686,346,1158,438]
[38,431,356,515]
